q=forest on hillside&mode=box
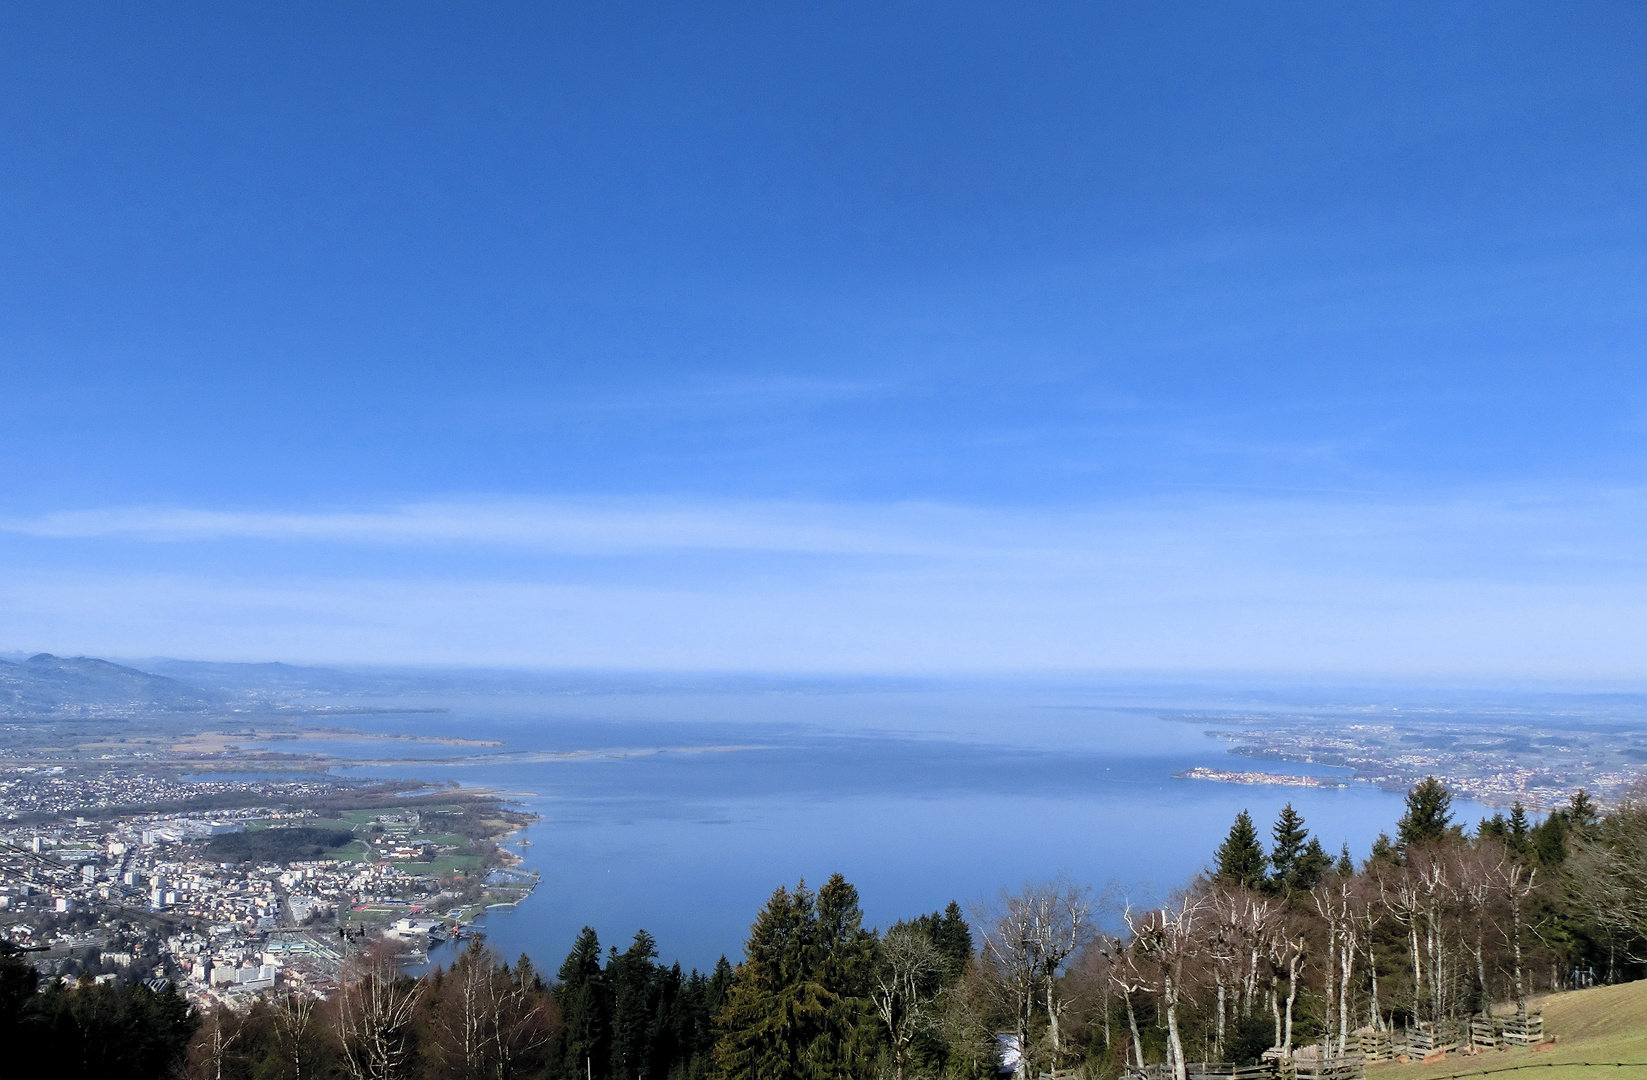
[4,777,1647,1080]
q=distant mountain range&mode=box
[136,657,385,695]
[0,652,931,716]
[0,653,224,716]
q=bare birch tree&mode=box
[1411,849,1458,1023]
[1126,895,1203,1080]
[333,944,426,1080]
[1266,925,1306,1057]
[1311,877,1359,1054]
[1489,857,1536,1011]
[1097,933,1152,1072]
[271,992,325,1080]
[1380,866,1426,1024]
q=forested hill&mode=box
[0,653,223,716]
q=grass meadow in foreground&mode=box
[1378,980,1647,1080]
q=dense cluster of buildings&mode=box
[0,774,531,1005]
[0,763,349,820]
[1199,718,1647,809]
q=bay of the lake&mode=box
[253,684,1475,973]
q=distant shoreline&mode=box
[1174,765,1354,789]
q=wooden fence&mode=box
[1339,1009,1548,1061]
[1114,1008,1543,1080]
[1356,1028,1395,1063]
[1122,1062,1275,1080]
[1500,1010,1545,1047]
[1121,1056,1363,1080]
[1287,1054,1366,1080]
[1398,1020,1465,1056]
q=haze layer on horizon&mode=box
[3,5,1646,681]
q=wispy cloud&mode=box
[7,488,1647,677]
[6,488,1647,572]
[0,501,939,555]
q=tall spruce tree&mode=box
[609,931,660,1080]
[1532,813,1569,866]
[1268,804,1309,890]
[814,875,879,1071]
[715,883,827,1080]
[1506,802,1532,858]
[1214,810,1268,889]
[555,926,612,1080]
[714,876,877,1080]
[708,956,734,1014]
[930,902,974,981]
[1397,777,1454,850]
[1566,789,1600,831]
[1294,836,1333,890]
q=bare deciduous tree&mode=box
[1311,877,1359,1054]
[428,942,557,1080]
[871,925,945,1080]
[1490,856,1537,1010]
[333,944,425,1080]
[271,992,325,1080]
[1095,933,1151,1072]
[1568,785,1647,971]
[1204,884,1276,1058]
[186,1009,241,1080]
[1264,922,1306,1057]
[977,878,1094,1077]
[1126,895,1203,1080]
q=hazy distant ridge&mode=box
[0,653,222,716]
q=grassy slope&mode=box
[1376,981,1647,1080]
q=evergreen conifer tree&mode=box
[885,903,973,1080]
[1566,789,1599,831]
[1334,842,1354,877]
[1397,777,1454,849]
[675,968,713,1080]
[897,902,974,984]
[701,958,733,1075]
[708,956,734,1014]
[1294,836,1332,890]
[1532,813,1569,866]
[715,882,828,1080]
[714,877,876,1080]
[1268,804,1309,890]
[1367,831,1399,867]
[0,944,36,1048]
[931,901,973,981]
[1213,810,1268,889]
[555,926,611,1080]
[648,961,689,1080]
[609,930,660,1080]
[1506,802,1531,857]
[814,875,879,1071]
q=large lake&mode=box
[251,683,1477,973]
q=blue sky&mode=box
[3,3,1647,677]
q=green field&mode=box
[382,851,483,874]
[299,816,366,832]
[234,808,498,873]
[1378,981,1647,1080]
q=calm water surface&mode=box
[257,687,1472,971]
